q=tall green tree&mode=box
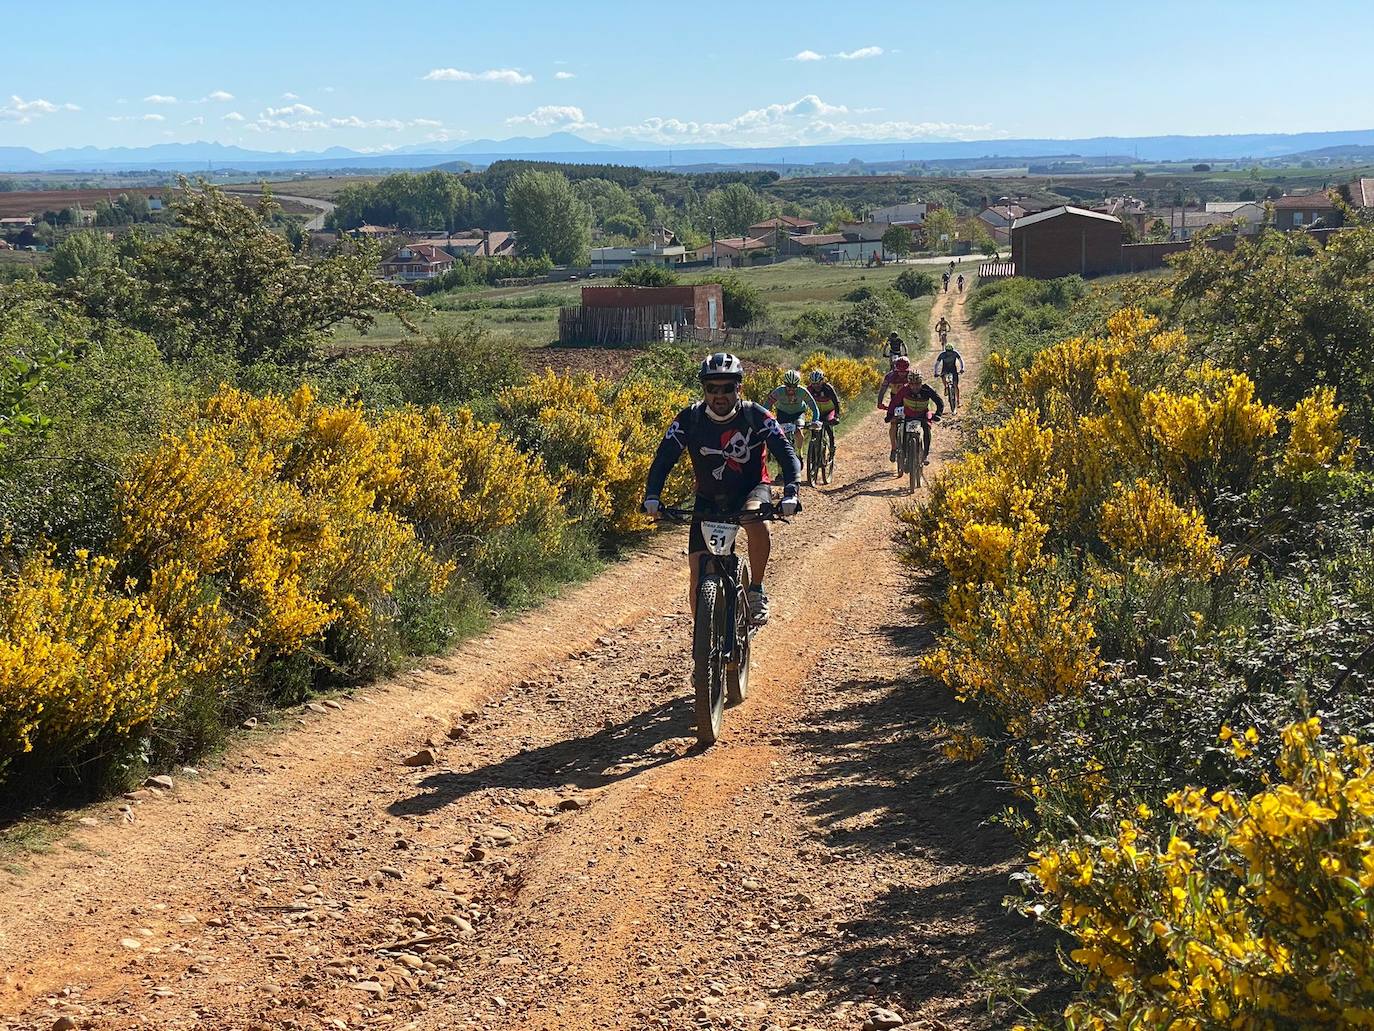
[706,183,769,236]
[505,170,591,265]
[50,230,117,283]
[881,224,913,258]
[923,209,957,253]
[78,182,415,365]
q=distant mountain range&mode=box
[4,128,1374,174]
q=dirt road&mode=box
[0,290,1057,1031]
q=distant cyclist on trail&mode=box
[881,332,908,365]
[876,356,913,461]
[643,353,801,627]
[934,315,951,346]
[942,271,951,292]
[766,370,822,462]
[934,342,965,412]
[957,273,965,293]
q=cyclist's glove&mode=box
[780,483,801,517]
[642,497,660,516]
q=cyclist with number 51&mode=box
[643,353,801,628]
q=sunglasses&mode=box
[703,382,739,395]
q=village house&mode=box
[867,202,929,226]
[696,236,770,267]
[1272,191,1343,231]
[426,229,517,259]
[1010,206,1124,279]
[589,228,687,269]
[977,203,1028,243]
[746,215,818,240]
[379,243,455,281]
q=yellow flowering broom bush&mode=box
[0,551,180,775]
[799,351,881,403]
[1028,718,1374,1030]
[909,296,1371,1028]
[498,369,691,533]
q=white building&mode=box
[868,202,928,225]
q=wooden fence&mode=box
[558,304,687,346]
[686,326,785,350]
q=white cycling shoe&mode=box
[747,585,770,627]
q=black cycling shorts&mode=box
[688,484,771,554]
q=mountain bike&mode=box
[893,414,909,478]
[658,502,787,745]
[805,420,835,487]
[942,372,957,413]
[903,413,939,492]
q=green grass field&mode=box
[329,257,980,353]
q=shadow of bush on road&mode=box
[780,621,1071,1028]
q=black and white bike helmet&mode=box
[699,352,744,382]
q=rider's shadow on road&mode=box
[387,693,696,818]
[826,468,907,502]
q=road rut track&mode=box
[1,287,1061,1031]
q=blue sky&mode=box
[4,0,1372,153]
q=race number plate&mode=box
[906,419,923,432]
[701,520,739,556]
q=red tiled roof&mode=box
[381,244,453,266]
[792,233,848,246]
[1272,192,1337,209]
[1350,178,1374,208]
[749,215,818,230]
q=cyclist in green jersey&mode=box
[766,370,821,463]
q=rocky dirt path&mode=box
[0,289,1057,1031]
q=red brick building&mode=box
[1272,192,1343,231]
[581,284,724,330]
[1010,206,1124,279]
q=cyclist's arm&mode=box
[799,387,821,423]
[925,385,945,417]
[645,407,692,498]
[762,413,802,486]
[831,386,844,418]
[954,350,965,373]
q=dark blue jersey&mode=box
[645,400,800,501]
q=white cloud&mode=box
[596,93,992,147]
[322,86,336,93]
[835,46,883,60]
[144,94,179,104]
[506,104,592,129]
[109,113,166,122]
[423,67,533,85]
[790,50,824,61]
[184,115,205,126]
[410,118,443,128]
[204,90,234,102]
[223,111,245,121]
[264,103,320,117]
[1,95,79,123]
[282,91,300,100]
[554,70,576,79]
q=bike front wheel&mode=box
[726,558,751,706]
[822,427,836,484]
[806,435,821,487]
[693,574,728,745]
[908,434,922,492]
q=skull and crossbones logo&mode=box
[699,429,759,480]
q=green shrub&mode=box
[617,264,679,287]
[894,268,937,299]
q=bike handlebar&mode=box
[656,502,788,525]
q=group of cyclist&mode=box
[642,296,966,629]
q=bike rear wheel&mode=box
[726,557,751,706]
[822,427,836,484]
[693,574,728,745]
